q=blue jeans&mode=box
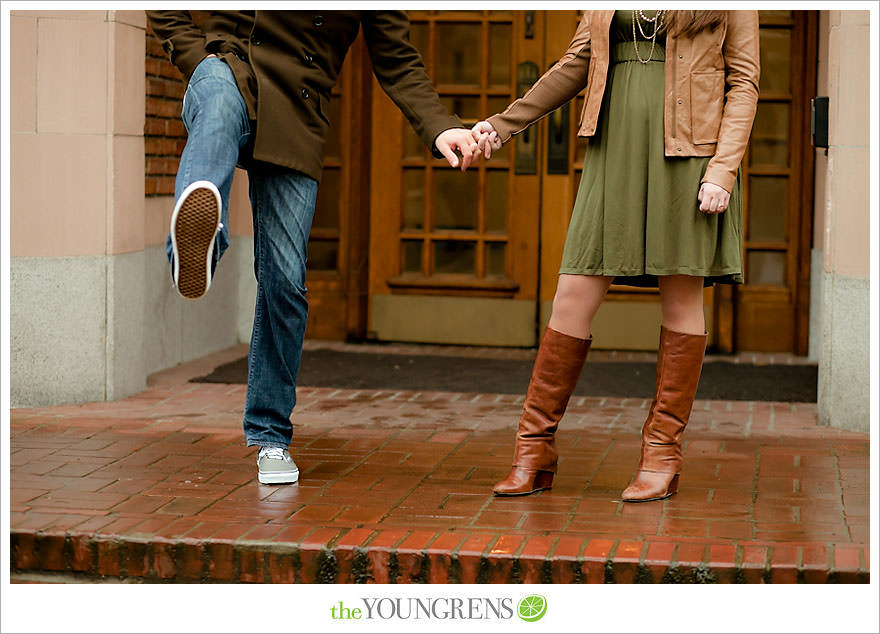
[168,57,319,449]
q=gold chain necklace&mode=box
[631,10,665,64]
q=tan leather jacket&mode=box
[487,10,760,193]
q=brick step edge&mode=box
[10,529,869,584]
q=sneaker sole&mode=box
[171,182,220,300]
[258,469,300,485]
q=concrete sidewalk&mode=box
[10,345,869,583]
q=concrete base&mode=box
[11,253,146,406]
[12,235,257,408]
[817,271,869,432]
[12,256,108,406]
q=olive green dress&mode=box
[559,11,743,287]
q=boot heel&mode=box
[666,473,680,495]
[534,470,554,491]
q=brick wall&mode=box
[144,24,186,196]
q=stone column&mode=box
[812,10,870,432]
[10,10,147,405]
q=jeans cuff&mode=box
[246,440,289,450]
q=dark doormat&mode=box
[191,348,818,402]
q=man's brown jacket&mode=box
[147,10,462,181]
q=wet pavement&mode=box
[10,344,869,583]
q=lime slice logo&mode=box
[517,595,547,622]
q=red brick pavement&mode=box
[9,350,870,583]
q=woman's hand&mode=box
[698,182,730,214]
[471,121,502,159]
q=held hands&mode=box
[471,121,502,159]
[698,182,730,214]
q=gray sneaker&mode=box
[257,447,300,484]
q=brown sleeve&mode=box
[701,11,761,192]
[361,11,464,157]
[487,15,591,144]
[146,11,210,80]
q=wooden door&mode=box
[720,10,817,353]
[367,10,550,346]
[358,10,817,352]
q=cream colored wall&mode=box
[822,10,870,278]
[11,10,146,257]
[813,10,870,433]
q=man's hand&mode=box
[471,121,502,159]
[435,128,479,171]
[698,182,730,214]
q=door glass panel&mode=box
[388,12,520,289]
[489,24,512,86]
[486,170,508,232]
[434,241,476,274]
[410,22,429,59]
[749,176,787,242]
[313,170,340,229]
[402,240,422,273]
[487,242,506,276]
[307,240,338,270]
[403,169,425,230]
[750,103,790,166]
[436,24,481,85]
[440,96,482,122]
[747,251,786,286]
[759,29,791,93]
[433,169,478,230]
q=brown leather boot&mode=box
[493,327,591,496]
[621,326,706,502]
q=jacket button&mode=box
[304,53,314,65]
[252,36,262,46]
[313,15,324,27]
[302,87,310,100]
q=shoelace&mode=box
[261,447,286,460]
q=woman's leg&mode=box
[657,274,706,335]
[622,275,708,502]
[548,274,615,339]
[494,274,613,496]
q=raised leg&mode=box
[165,57,251,292]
